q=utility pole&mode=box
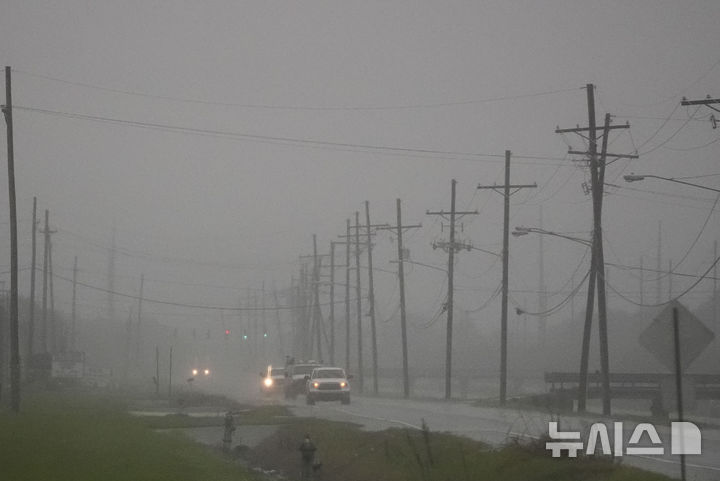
[329,242,336,365]
[345,219,351,372]
[668,260,673,301]
[3,66,20,411]
[657,221,663,304]
[155,345,160,397]
[681,96,720,130]
[365,200,379,394]
[328,240,348,366]
[312,235,323,362]
[427,180,478,400]
[71,257,78,352]
[28,196,37,358]
[272,286,285,359]
[107,225,117,325]
[378,199,421,398]
[135,274,145,364]
[168,345,173,400]
[354,212,364,393]
[640,256,644,305]
[48,235,56,352]
[478,151,536,405]
[714,241,717,333]
[555,85,637,415]
[40,210,54,353]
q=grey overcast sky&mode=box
[0,0,719,331]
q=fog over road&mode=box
[276,395,720,481]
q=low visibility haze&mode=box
[1,1,719,391]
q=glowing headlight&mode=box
[313,382,320,388]
[192,369,198,376]
[264,378,273,387]
[204,369,210,376]
[340,382,347,388]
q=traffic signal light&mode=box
[263,331,268,338]
[242,331,248,340]
[224,329,230,337]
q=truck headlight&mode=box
[204,369,210,376]
[313,382,320,388]
[264,378,273,387]
[192,369,198,376]
[340,381,346,388]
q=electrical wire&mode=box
[13,69,580,111]
[605,254,720,308]
[14,105,573,166]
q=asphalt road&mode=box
[280,394,720,481]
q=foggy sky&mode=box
[1,0,719,345]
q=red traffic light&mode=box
[224,329,230,336]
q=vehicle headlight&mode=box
[264,378,273,387]
[340,381,346,388]
[204,369,210,376]
[313,382,319,388]
[192,369,198,376]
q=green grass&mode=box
[0,392,258,481]
[246,419,674,481]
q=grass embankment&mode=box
[0,392,258,481]
[246,419,673,481]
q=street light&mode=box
[514,225,597,414]
[623,173,720,194]
[513,226,591,246]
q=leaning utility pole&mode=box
[427,180,478,400]
[377,199,421,398]
[28,196,37,358]
[478,151,536,405]
[3,66,20,411]
[555,85,637,415]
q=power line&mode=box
[15,105,572,165]
[49,271,360,312]
[13,69,579,111]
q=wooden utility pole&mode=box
[427,180,478,399]
[155,345,160,397]
[41,209,50,353]
[640,256,644,305]
[345,219,351,372]
[312,235,323,362]
[28,196,37,358]
[3,66,20,411]
[329,242,336,366]
[657,222,662,304]
[135,274,144,362]
[48,236,56,352]
[272,286,285,359]
[107,225,117,324]
[478,151,536,405]
[354,212,364,393]
[168,345,173,399]
[378,199,421,398]
[364,201,379,394]
[555,86,637,415]
[71,257,78,352]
